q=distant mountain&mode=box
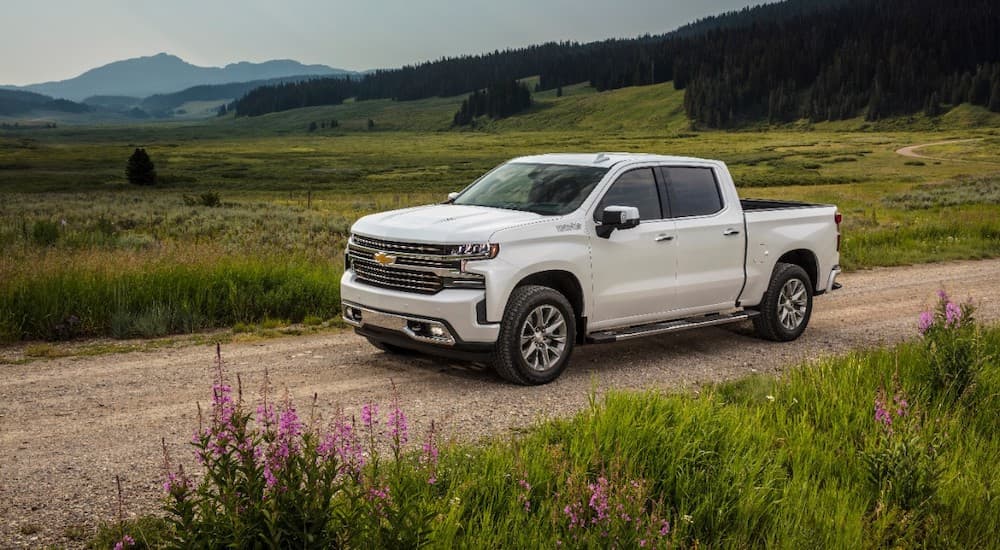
[12,53,356,101]
[0,89,89,116]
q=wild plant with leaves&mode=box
[157,346,440,547]
[916,289,984,402]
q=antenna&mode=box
[594,153,609,163]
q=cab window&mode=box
[663,167,723,218]
[594,168,662,221]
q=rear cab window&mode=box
[659,166,724,218]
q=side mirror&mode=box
[445,192,460,203]
[596,206,640,238]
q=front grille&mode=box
[348,235,455,294]
[351,258,444,294]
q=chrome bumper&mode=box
[826,265,842,293]
[343,302,456,346]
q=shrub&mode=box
[31,219,60,247]
[916,290,983,402]
[861,375,941,512]
[182,192,221,207]
[126,148,156,185]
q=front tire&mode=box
[492,285,576,385]
[752,262,813,341]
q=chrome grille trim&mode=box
[347,235,490,294]
[352,235,450,255]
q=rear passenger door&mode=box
[658,166,745,313]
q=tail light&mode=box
[834,211,842,252]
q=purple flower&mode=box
[893,392,909,417]
[388,405,408,446]
[918,310,934,334]
[518,478,532,511]
[256,403,276,427]
[564,503,583,530]
[361,403,379,430]
[319,412,365,476]
[937,289,949,302]
[659,519,671,536]
[588,477,610,522]
[945,301,961,326]
[874,393,892,428]
[113,535,135,550]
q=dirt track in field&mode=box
[3,258,1000,547]
[894,138,985,162]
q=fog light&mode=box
[343,306,362,323]
[430,325,445,337]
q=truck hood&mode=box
[351,204,544,243]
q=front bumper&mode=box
[340,271,500,345]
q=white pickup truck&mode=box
[342,153,841,384]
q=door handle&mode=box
[654,234,675,242]
[723,228,740,236]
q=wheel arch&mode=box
[512,270,587,343]
[775,249,819,291]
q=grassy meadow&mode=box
[98,301,1000,548]
[2,81,1000,342]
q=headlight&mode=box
[448,243,500,259]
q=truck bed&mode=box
[740,198,832,211]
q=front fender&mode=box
[465,232,591,323]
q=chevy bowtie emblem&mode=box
[374,252,397,266]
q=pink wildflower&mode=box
[588,477,610,522]
[659,519,671,536]
[387,405,408,446]
[945,301,961,326]
[361,402,379,430]
[874,390,892,428]
[917,310,934,334]
[113,535,135,550]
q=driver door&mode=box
[588,168,677,330]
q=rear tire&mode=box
[492,285,576,385]
[752,262,813,342]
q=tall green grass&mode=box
[0,257,342,341]
[99,319,1000,548]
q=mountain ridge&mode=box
[6,53,357,101]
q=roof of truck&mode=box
[510,153,720,167]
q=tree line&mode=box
[230,0,1000,127]
[452,80,532,126]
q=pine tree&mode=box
[924,92,942,117]
[308,121,318,132]
[989,80,1000,112]
[126,148,156,186]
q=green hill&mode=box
[210,80,690,135]
[205,78,1000,138]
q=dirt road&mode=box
[3,258,1000,547]
[895,138,984,162]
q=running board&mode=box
[587,311,760,344]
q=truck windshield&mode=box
[453,162,608,215]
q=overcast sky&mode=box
[2,0,761,85]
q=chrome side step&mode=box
[587,311,760,344]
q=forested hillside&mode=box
[0,90,89,116]
[232,0,1000,127]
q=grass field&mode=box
[96,304,1000,548]
[2,81,1000,341]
